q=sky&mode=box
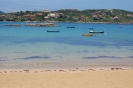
[0,0,133,12]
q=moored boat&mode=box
[89,27,104,33]
[47,30,60,32]
[67,27,75,28]
[82,33,94,36]
[89,30,104,33]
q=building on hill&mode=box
[43,10,49,13]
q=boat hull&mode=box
[67,27,75,28]
[89,31,104,33]
[82,34,93,36]
[47,30,60,32]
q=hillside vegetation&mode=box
[0,9,133,23]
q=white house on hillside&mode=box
[48,13,56,17]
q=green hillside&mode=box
[0,9,133,23]
[53,9,133,23]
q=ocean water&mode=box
[0,22,133,69]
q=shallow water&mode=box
[0,22,133,69]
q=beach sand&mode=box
[0,68,133,88]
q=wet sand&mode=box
[0,67,133,88]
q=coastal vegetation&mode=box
[0,9,133,24]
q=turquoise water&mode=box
[0,22,133,68]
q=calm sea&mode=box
[0,22,133,69]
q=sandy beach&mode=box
[0,67,133,88]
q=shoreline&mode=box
[1,62,133,69]
[0,67,133,73]
[1,21,133,25]
[1,58,133,70]
[1,63,133,73]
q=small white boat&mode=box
[89,27,104,33]
[89,30,104,33]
